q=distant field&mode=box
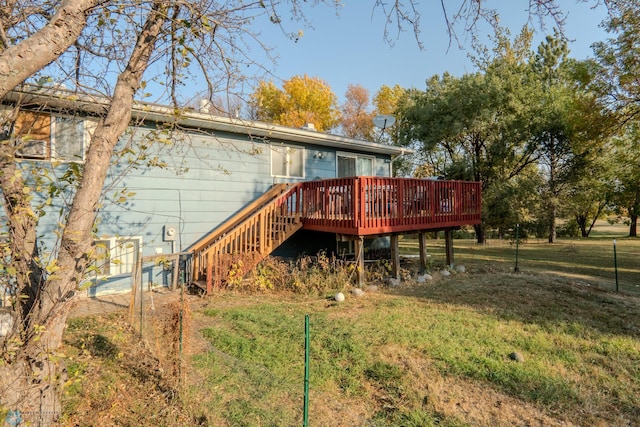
[399,222,640,295]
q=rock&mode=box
[509,352,525,363]
[334,292,345,303]
[0,309,15,337]
[388,277,402,287]
[351,288,365,297]
[454,265,467,273]
[440,269,451,277]
[417,274,433,283]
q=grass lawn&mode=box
[400,222,639,296]
[62,222,640,426]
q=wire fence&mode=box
[127,253,191,388]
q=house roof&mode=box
[4,85,411,157]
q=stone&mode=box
[440,269,451,277]
[0,309,15,337]
[417,274,433,283]
[454,265,467,273]
[351,288,365,297]
[509,352,525,363]
[388,277,402,287]
[334,292,345,303]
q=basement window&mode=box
[271,145,304,178]
[93,237,141,277]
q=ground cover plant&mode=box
[61,224,640,426]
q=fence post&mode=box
[514,224,520,273]
[613,239,619,292]
[303,314,310,427]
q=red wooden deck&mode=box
[299,177,481,236]
[190,177,481,292]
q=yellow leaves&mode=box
[373,84,406,116]
[45,259,60,274]
[252,75,339,132]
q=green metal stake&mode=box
[614,239,619,292]
[303,314,310,427]
[514,223,520,273]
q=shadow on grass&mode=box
[390,270,640,340]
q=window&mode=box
[53,116,86,160]
[337,152,374,177]
[271,145,304,178]
[93,237,141,277]
[14,111,93,162]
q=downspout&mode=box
[390,148,406,177]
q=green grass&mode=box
[62,224,640,425]
[184,273,640,426]
[398,222,640,295]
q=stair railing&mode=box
[192,183,303,293]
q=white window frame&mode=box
[51,115,95,162]
[336,152,375,177]
[13,111,94,162]
[93,236,142,278]
[270,145,305,178]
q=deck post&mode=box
[356,236,365,287]
[445,229,454,267]
[390,234,400,280]
[418,232,428,273]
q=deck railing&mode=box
[300,177,481,235]
[191,177,481,292]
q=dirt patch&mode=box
[378,345,577,427]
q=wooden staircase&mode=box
[190,183,303,294]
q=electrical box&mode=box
[163,224,178,241]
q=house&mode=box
[2,85,481,297]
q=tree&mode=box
[372,84,406,144]
[0,1,343,423]
[251,75,340,132]
[397,28,540,243]
[340,84,375,140]
[610,124,640,236]
[1,3,171,422]
[593,0,640,123]
[530,33,614,242]
[591,0,640,237]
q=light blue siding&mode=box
[23,123,394,295]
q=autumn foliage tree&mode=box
[340,84,375,140]
[251,75,340,132]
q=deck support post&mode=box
[418,232,428,273]
[445,229,454,267]
[356,236,365,287]
[390,234,400,280]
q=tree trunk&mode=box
[0,4,167,424]
[548,203,556,243]
[630,214,638,237]
[0,0,100,98]
[475,223,486,244]
[576,215,588,237]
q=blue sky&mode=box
[251,1,610,104]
